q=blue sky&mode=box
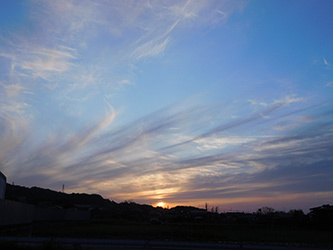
[0,0,332,212]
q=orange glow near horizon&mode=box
[156,201,167,208]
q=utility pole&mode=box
[62,184,65,193]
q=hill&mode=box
[5,183,114,208]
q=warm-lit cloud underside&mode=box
[2,96,332,212]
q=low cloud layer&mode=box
[1,94,332,211]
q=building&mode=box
[0,171,6,199]
[309,204,333,229]
[0,171,89,235]
[310,204,333,213]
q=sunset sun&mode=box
[156,202,166,208]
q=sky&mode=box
[0,0,332,213]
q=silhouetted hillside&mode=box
[5,183,114,208]
[4,184,161,220]
[5,183,333,229]
[170,205,205,212]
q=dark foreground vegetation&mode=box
[2,184,333,249]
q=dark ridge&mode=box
[170,205,206,212]
[5,183,114,208]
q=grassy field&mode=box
[32,219,333,248]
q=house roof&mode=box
[310,204,333,211]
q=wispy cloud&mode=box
[1,0,248,119]
[1,0,331,212]
[2,92,331,209]
[0,1,246,122]
[323,57,331,67]
[1,45,76,81]
[131,37,170,60]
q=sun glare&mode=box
[156,202,166,208]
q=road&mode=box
[0,236,327,250]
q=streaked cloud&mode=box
[0,0,332,212]
[2,92,332,211]
[323,57,331,67]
